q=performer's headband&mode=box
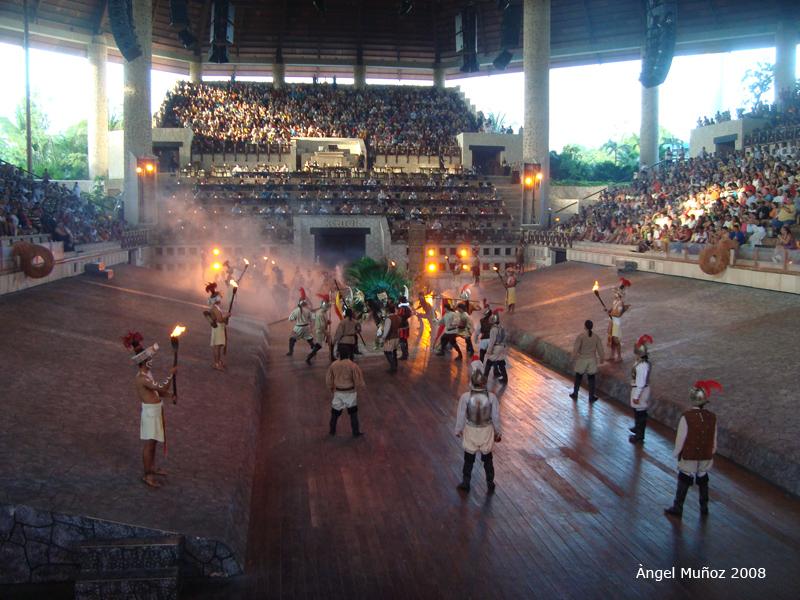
[131,343,159,365]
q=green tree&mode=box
[742,62,774,108]
[0,98,88,179]
[485,112,508,134]
[601,139,620,164]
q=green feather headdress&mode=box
[345,257,411,304]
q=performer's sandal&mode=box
[142,476,162,488]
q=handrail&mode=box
[580,186,607,202]
[553,200,578,215]
[0,157,40,180]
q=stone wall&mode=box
[0,504,241,584]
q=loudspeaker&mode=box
[493,49,513,70]
[500,2,522,49]
[169,0,189,29]
[455,5,477,54]
[108,0,142,62]
[210,1,235,47]
[639,0,676,88]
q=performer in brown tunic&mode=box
[124,332,176,489]
[664,380,721,519]
[570,320,605,402]
[332,308,360,360]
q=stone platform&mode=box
[480,261,800,495]
[0,265,267,583]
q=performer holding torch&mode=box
[204,282,230,371]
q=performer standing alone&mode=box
[205,283,230,371]
[326,351,366,437]
[628,335,653,444]
[664,380,721,518]
[454,363,502,493]
[607,278,631,362]
[570,319,605,403]
[125,333,176,489]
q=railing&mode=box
[0,158,40,180]
[121,229,150,249]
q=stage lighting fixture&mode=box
[399,0,413,16]
[312,0,326,14]
[493,49,513,70]
[427,263,438,273]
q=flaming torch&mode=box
[227,279,239,315]
[492,265,507,287]
[238,258,250,283]
[169,325,186,404]
[592,281,608,311]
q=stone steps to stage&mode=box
[73,536,182,600]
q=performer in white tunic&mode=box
[124,332,176,489]
[665,380,721,519]
[628,335,653,444]
[286,289,315,357]
[306,295,330,365]
[454,363,502,493]
[483,309,509,383]
[204,282,229,371]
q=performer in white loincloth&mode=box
[606,277,631,362]
[454,361,502,494]
[326,353,366,437]
[205,282,229,371]
[124,332,176,489]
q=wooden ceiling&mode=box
[0,0,791,78]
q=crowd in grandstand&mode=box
[553,143,799,260]
[156,82,477,158]
[0,162,123,249]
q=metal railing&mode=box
[121,229,150,249]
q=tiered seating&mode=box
[156,82,477,157]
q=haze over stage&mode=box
[0,265,265,571]
[482,261,800,495]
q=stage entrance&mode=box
[311,227,369,267]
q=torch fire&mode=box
[169,324,186,403]
[592,280,609,311]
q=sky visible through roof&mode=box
[0,42,798,152]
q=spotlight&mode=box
[493,49,513,70]
[145,162,155,173]
[427,249,435,257]
[312,0,325,14]
[524,176,533,187]
[212,262,222,271]
[427,263,438,273]
[212,247,221,256]
[399,0,413,16]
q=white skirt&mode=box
[332,390,358,410]
[140,402,164,442]
[463,424,495,454]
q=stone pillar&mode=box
[640,84,659,167]
[523,0,550,224]
[433,65,445,89]
[354,63,367,89]
[273,61,286,89]
[87,36,109,180]
[189,58,202,83]
[775,20,797,111]
[123,0,153,225]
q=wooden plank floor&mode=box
[232,320,800,600]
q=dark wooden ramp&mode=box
[238,322,800,600]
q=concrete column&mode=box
[523,0,550,224]
[354,63,367,89]
[273,61,286,89]
[639,84,659,167]
[775,20,797,111]
[123,0,153,225]
[433,65,445,89]
[189,58,202,83]
[87,36,109,180]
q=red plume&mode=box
[317,293,330,303]
[299,287,307,300]
[620,277,632,287]
[460,284,471,294]
[637,334,654,347]
[492,307,505,315]
[205,282,218,294]
[694,380,723,398]
[122,331,143,350]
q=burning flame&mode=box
[271,260,276,265]
[243,258,250,266]
[592,281,600,293]
[492,266,499,271]
[170,325,187,338]
[390,260,397,267]
[229,279,239,288]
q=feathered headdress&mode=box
[634,334,653,357]
[619,277,632,288]
[636,334,653,347]
[317,293,330,303]
[460,284,471,300]
[299,287,307,300]
[689,380,723,405]
[122,331,144,351]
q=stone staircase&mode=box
[490,176,522,225]
[74,535,182,599]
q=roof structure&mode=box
[0,0,792,78]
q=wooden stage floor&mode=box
[213,321,800,600]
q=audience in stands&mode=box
[0,162,123,247]
[156,82,477,157]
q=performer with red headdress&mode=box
[664,379,721,518]
[124,332,176,489]
[306,294,331,365]
[607,277,631,362]
[628,335,654,444]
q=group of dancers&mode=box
[128,266,719,518]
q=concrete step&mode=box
[75,536,182,574]
[74,567,179,600]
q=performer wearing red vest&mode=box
[664,380,721,519]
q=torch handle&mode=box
[171,346,178,403]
